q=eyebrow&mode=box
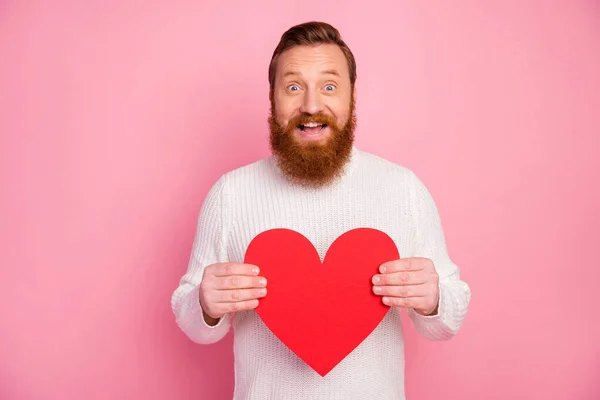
[283,69,341,78]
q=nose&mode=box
[299,88,324,115]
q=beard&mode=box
[268,95,356,188]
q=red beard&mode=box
[268,96,356,188]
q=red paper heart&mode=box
[244,228,400,376]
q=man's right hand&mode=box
[199,262,267,326]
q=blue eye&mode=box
[288,85,300,91]
[324,85,336,91]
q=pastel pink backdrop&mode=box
[1,1,599,399]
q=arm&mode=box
[406,171,472,341]
[170,174,232,344]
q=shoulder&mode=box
[224,155,272,179]
[210,154,275,192]
[356,148,441,217]
[356,147,419,182]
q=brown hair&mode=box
[268,21,357,93]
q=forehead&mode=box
[276,44,350,80]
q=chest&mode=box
[225,186,417,263]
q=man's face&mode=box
[269,43,356,187]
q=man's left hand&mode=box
[372,257,440,316]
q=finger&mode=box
[214,275,267,290]
[211,263,260,277]
[215,299,260,315]
[372,284,428,298]
[215,287,267,303]
[372,271,428,286]
[380,296,428,309]
[379,258,429,273]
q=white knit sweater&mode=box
[171,146,471,400]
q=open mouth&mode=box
[298,122,327,139]
[298,122,328,132]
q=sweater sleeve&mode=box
[406,171,472,341]
[170,174,232,344]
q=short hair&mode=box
[268,21,357,92]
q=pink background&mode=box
[1,1,599,399]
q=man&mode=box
[171,21,471,400]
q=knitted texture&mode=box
[171,146,471,400]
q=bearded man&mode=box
[171,21,471,400]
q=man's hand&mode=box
[199,262,267,326]
[371,257,439,316]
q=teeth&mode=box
[304,122,320,128]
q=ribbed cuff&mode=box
[408,281,465,341]
[185,283,228,329]
[176,283,231,344]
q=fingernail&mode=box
[382,297,390,305]
[252,267,259,275]
[259,278,267,286]
[259,288,267,296]
[373,276,380,284]
[379,265,386,273]
[373,286,382,294]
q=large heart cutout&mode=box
[244,228,400,376]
